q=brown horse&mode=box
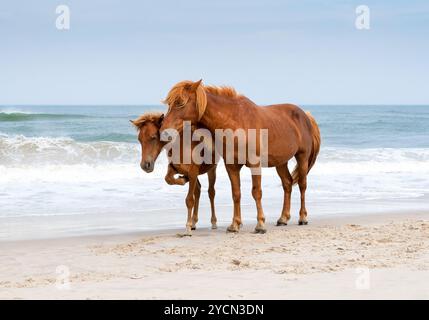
[131,112,218,235]
[160,80,321,234]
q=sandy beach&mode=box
[1,210,429,300]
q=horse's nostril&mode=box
[141,161,153,172]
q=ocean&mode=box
[1,105,429,240]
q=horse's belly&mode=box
[198,164,216,175]
[172,163,192,176]
[264,141,298,167]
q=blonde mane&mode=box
[163,80,240,120]
[131,112,163,129]
[204,85,238,98]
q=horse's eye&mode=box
[176,100,186,108]
[151,135,157,140]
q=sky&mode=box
[0,0,428,105]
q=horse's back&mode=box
[254,103,314,159]
[263,103,312,131]
[264,103,307,120]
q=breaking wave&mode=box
[0,134,139,165]
[0,112,90,122]
[1,134,429,182]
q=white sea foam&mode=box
[1,134,429,169]
[0,108,33,114]
[0,134,138,165]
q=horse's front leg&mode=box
[251,173,266,233]
[207,167,217,229]
[165,164,188,185]
[183,174,198,236]
[191,179,201,230]
[225,164,243,233]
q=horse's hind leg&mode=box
[225,164,243,233]
[191,179,201,230]
[207,167,217,229]
[275,163,293,226]
[252,173,266,234]
[295,153,309,225]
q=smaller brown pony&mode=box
[131,112,217,235]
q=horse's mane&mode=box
[204,85,239,98]
[163,80,241,120]
[131,112,163,129]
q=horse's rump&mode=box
[291,111,321,184]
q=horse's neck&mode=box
[201,94,243,131]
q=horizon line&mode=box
[1,104,429,107]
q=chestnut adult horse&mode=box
[160,80,321,234]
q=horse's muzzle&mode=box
[141,160,154,173]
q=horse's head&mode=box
[160,79,206,140]
[130,113,164,173]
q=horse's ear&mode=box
[190,79,203,92]
[157,114,164,126]
[130,119,143,128]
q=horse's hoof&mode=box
[254,223,267,234]
[211,224,218,230]
[253,227,267,234]
[298,221,308,226]
[226,225,239,233]
[276,221,288,226]
[191,226,196,231]
[178,176,189,185]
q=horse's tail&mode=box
[292,112,321,185]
